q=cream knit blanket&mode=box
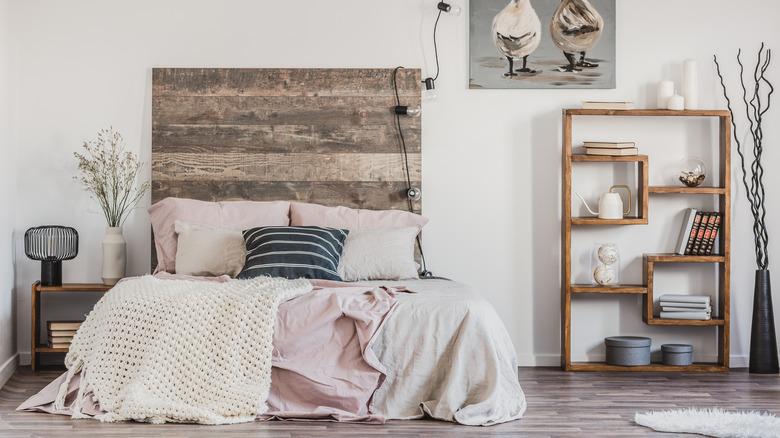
[54,275,312,424]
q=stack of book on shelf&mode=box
[674,208,722,255]
[583,141,638,156]
[659,294,712,320]
[581,101,635,110]
[47,320,82,348]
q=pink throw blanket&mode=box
[18,277,402,423]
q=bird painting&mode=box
[492,0,542,77]
[550,0,604,72]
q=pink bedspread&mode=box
[18,275,401,423]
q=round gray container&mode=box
[605,336,651,366]
[662,344,693,366]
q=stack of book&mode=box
[583,141,638,156]
[659,294,712,320]
[674,208,722,255]
[47,320,82,348]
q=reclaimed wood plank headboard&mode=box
[151,67,422,268]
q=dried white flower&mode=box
[74,127,150,227]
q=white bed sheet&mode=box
[365,278,526,426]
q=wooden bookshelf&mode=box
[561,109,731,372]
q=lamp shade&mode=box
[24,226,79,286]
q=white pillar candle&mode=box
[668,94,685,110]
[656,80,674,109]
[682,59,698,110]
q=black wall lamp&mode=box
[423,1,461,101]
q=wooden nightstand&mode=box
[30,281,112,371]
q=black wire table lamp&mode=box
[24,226,79,286]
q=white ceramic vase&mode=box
[102,226,126,286]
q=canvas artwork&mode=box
[469,0,616,89]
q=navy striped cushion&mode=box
[236,226,348,281]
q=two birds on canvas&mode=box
[493,0,603,76]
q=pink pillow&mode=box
[290,202,429,230]
[149,197,291,273]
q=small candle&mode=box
[657,80,674,109]
[668,94,685,111]
[682,59,698,110]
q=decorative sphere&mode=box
[594,264,616,285]
[677,157,707,187]
[597,243,619,265]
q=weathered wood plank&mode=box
[152,153,420,183]
[152,95,418,126]
[152,68,421,97]
[151,124,420,154]
[151,181,421,210]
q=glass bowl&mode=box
[676,157,707,187]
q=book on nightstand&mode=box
[47,320,83,331]
[581,101,635,110]
[48,329,78,337]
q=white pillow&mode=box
[337,227,420,281]
[174,221,246,277]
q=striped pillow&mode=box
[236,226,348,281]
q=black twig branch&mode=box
[714,43,773,270]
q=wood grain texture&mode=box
[152,68,423,270]
[3,367,777,437]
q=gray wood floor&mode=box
[1,366,779,437]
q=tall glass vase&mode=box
[749,269,779,374]
[101,226,126,286]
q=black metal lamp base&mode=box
[41,260,62,287]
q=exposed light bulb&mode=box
[423,77,437,101]
[437,1,461,16]
[394,105,422,117]
[407,187,422,201]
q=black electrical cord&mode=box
[392,66,431,277]
[431,9,443,82]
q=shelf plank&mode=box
[34,346,69,353]
[572,154,648,162]
[35,282,112,292]
[564,109,730,117]
[646,318,725,326]
[567,362,729,372]
[572,217,648,225]
[644,253,726,263]
[571,284,647,294]
[649,186,727,194]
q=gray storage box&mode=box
[605,336,651,366]
[662,344,693,366]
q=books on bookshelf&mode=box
[585,147,638,156]
[673,208,721,255]
[583,141,635,149]
[658,294,712,320]
[46,320,82,348]
[581,101,635,110]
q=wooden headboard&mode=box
[151,68,422,266]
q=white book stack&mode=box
[659,294,712,320]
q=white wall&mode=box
[7,0,780,367]
[1,0,19,383]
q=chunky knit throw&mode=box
[54,275,312,424]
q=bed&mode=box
[18,68,526,426]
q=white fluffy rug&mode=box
[635,408,780,438]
